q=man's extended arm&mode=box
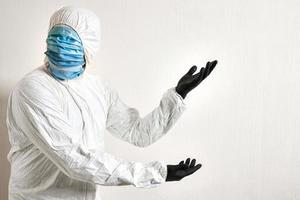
[105,82,186,147]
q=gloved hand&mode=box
[166,158,202,182]
[175,60,218,99]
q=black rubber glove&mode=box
[166,158,202,181]
[175,60,218,99]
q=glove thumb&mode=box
[185,66,197,76]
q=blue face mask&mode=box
[44,24,85,80]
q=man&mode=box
[6,6,217,200]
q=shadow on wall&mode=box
[0,89,11,200]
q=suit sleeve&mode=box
[104,81,186,147]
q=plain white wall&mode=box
[1,0,300,199]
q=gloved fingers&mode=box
[195,60,217,83]
[205,61,211,68]
[204,62,212,78]
[191,70,201,82]
[186,164,202,176]
[204,61,213,76]
[179,160,184,165]
[199,67,206,82]
[190,159,196,167]
[179,163,189,170]
[185,158,191,165]
[212,60,218,66]
[185,65,197,76]
[207,60,217,75]
[193,67,205,82]
[211,60,218,71]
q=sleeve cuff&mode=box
[158,161,168,182]
[172,87,185,102]
[165,87,187,110]
[142,161,168,188]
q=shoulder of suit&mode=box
[14,65,59,96]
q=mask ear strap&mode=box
[83,56,86,69]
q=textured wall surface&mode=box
[0,0,299,199]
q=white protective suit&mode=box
[6,6,186,200]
